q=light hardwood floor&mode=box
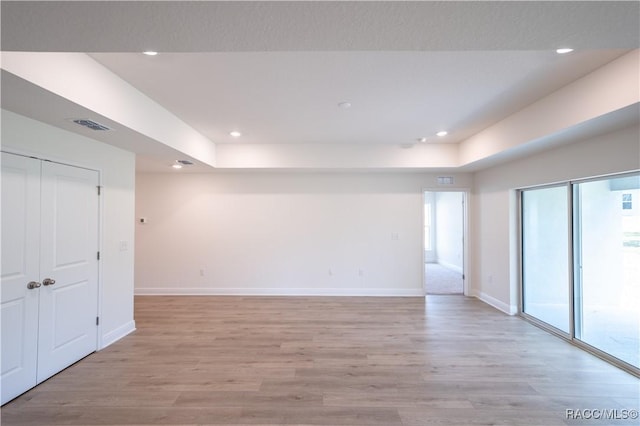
[2,295,639,425]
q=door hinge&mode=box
[96,317,100,326]
[97,185,102,195]
[97,251,100,260]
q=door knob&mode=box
[27,281,42,289]
[42,278,56,286]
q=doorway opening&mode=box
[424,191,465,295]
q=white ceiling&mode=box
[1,1,639,172]
[4,1,639,52]
[89,50,628,146]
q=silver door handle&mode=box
[42,278,56,286]
[27,281,42,289]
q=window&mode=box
[424,203,432,250]
[520,173,640,375]
[574,177,639,369]
[521,186,570,333]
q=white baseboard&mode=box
[135,287,424,297]
[474,291,518,315]
[100,320,136,349]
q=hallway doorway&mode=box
[424,191,465,295]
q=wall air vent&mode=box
[71,119,112,131]
[437,176,454,185]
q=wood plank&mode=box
[1,295,638,426]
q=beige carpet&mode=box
[425,263,463,294]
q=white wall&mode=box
[472,123,640,314]
[216,143,459,169]
[434,191,464,272]
[135,172,472,296]
[1,110,136,347]
[2,52,216,167]
[460,50,640,166]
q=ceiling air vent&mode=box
[72,119,112,131]
[176,160,194,166]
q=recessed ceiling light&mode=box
[417,137,428,143]
[556,48,574,54]
[338,101,352,109]
[436,131,448,137]
[143,51,158,56]
[230,131,242,138]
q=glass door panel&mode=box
[574,175,640,368]
[522,186,570,333]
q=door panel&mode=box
[37,161,99,383]
[521,186,570,333]
[50,280,91,349]
[574,176,640,369]
[0,153,41,404]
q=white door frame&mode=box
[421,188,470,296]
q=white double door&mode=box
[1,152,99,405]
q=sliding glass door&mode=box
[574,175,640,368]
[521,186,570,333]
[520,173,639,374]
